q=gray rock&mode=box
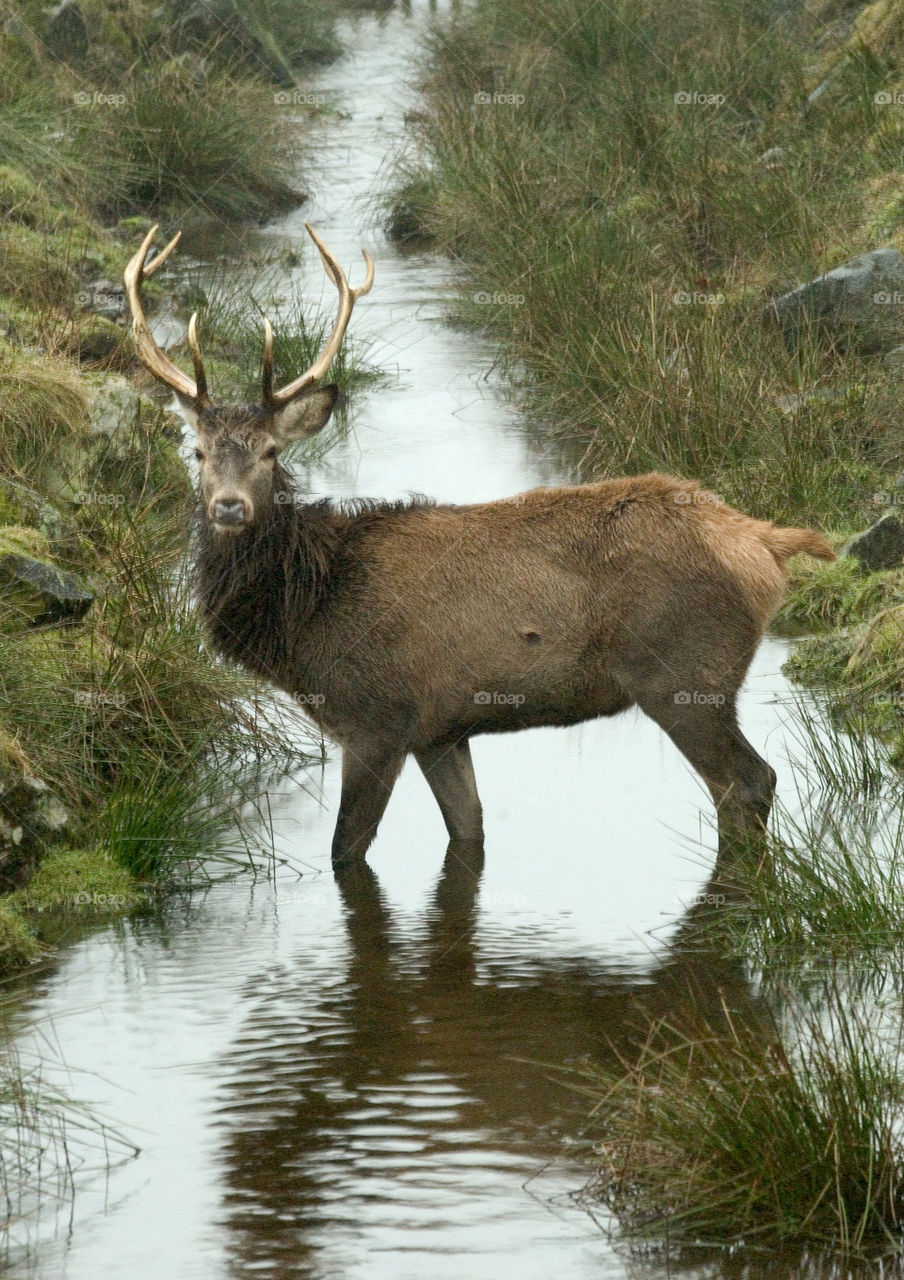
[758,146,788,169]
[0,552,94,625]
[0,476,69,542]
[764,247,904,353]
[79,278,125,320]
[842,514,904,571]
[88,376,153,436]
[43,0,89,61]
[0,772,71,890]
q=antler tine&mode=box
[124,224,209,405]
[261,317,274,405]
[266,224,374,407]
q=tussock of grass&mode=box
[579,997,904,1256]
[778,557,904,628]
[11,848,141,916]
[165,256,387,453]
[0,902,40,969]
[89,61,301,223]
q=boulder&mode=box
[841,513,904,571]
[0,734,71,890]
[763,247,904,353]
[43,0,89,62]
[0,477,68,542]
[78,277,126,321]
[0,528,93,626]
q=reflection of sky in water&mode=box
[5,5,843,1280]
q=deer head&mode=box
[124,224,374,536]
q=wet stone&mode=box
[841,513,904,571]
[763,247,904,353]
[0,552,94,625]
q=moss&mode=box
[0,525,49,560]
[11,847,142,918]
[0,902,41,971]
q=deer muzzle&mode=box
[211,498,251,532]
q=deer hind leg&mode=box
[414,739,485,847]
[638,694,776,863]
[331,742,406,870]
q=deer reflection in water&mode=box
[212,848,773,1277]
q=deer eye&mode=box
[263,446,279,460]
[194,449,205,461]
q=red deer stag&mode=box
[125,225,835,871]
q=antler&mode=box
[124,224,209,405]
[262,223,374,408]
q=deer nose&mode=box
[213,499,247,526]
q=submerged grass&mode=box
[0,1029,138,1242]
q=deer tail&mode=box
[768,526,836,564]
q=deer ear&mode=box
[272,385,340,442]
[174,392,201,429]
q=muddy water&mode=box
[7,6,831,1278]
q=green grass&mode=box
[577,991,904,1256]
[392,0,904,527]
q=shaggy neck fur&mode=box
[194,465,340,684]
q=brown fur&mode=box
[191,418,835,870]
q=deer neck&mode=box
[193,469,339,686]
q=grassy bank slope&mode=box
[0,0,378,973]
